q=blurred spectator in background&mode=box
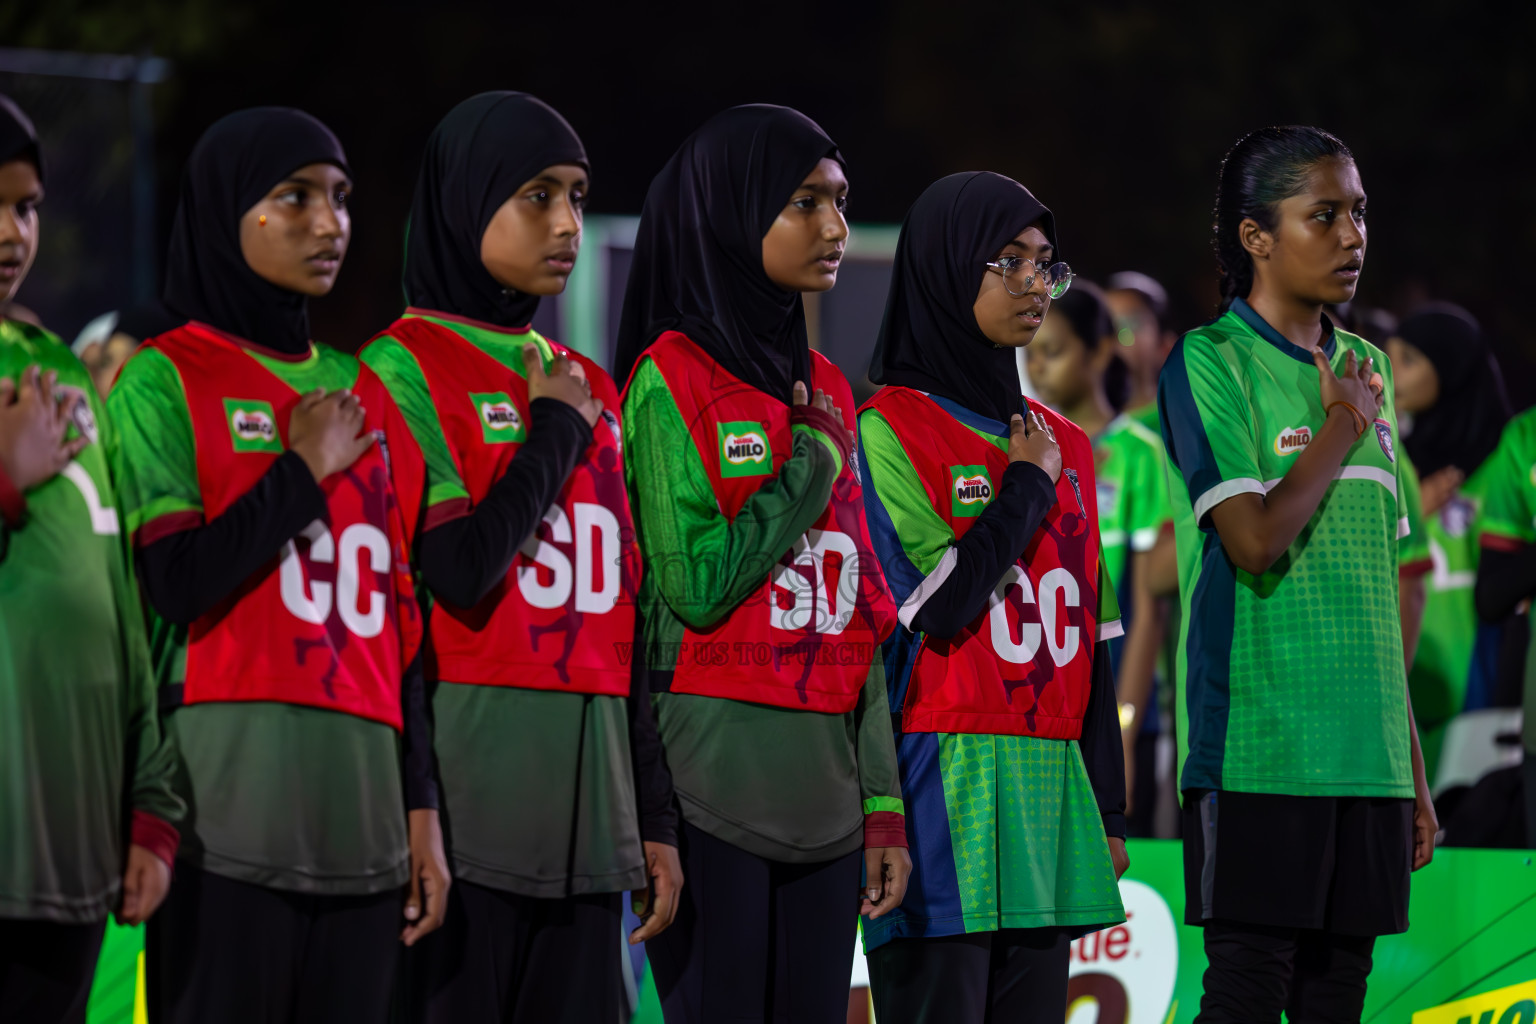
[71,303,179,399]
[1028,281,1177,837]
[1105,271,1177,435]
[1106,271,1182,836]
[1474,405,1536,848]
[1389,304,1527,846]
[1336,305,1435,728]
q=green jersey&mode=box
[362,319,646,897]
[1094,414,1172,610]
[1126,400,1161,436]
[1158,299,1413,798]
[1477,408,1536,753]
[623,356,903,863]
[858,406,1124,949]
[109,343,409,895]
[1408,462,1493,745]
[0,319,182,923]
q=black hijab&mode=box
[613,104,843,399]
[0,93,43,183]
[868,172,1057,423]
[1398,303,1510,478]
[163,108,350,354]
[404,92,588,328]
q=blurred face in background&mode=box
[1027,306,1109,410]
[0,157,42,305]
[1386,335,1439,414]
[79,332,141,400]
[1106,288,1172,384]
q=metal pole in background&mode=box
[129,53,160,303]
[0,47,172,304]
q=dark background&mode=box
[3,0,1532,401]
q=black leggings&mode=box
[0,916,106,1024]
[1195,921,1376,1024]
[146,863,402,1024]
[648,821,862,1024]
[403,880,624,1024]
[866,929,1071,1024]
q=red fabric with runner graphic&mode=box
[144,322,424,730]
[379,311,635,696]
[632,331,896,713]
[861,386,1102,738]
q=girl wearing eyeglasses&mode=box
[859,172,1128,1024]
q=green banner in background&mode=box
[85,842,1536,1024]
[1064,842,1536,1024]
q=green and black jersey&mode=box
[0,318,183,923]
[1159,300,1414,799]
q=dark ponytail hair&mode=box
[1212,126,1354,308]
[1050,280,1130,411]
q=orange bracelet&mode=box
[1326,400,1367,438]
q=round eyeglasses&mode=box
[984,255,1074,299]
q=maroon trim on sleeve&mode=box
[0,462,26,527]
[131,810,180,869]
[1399,558,1433,578]
[134,509,205,547]
[1481,533,1527,554]
[863,811,908,850]
[422,496,472,532]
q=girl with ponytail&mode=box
[1158,127,1436,1023]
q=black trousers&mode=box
[0,917,106,1024]
[866,929,1071,1024]
[649,821,862,1024]
[402,879,625,1024]
[1196,922,1375,1024]
[146,862,402,1024]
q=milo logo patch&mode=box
[718,421,772,478]
[950,464,993,517]
[223,398,283,453]
[470,391,526,444]
[1273,425,1312,456]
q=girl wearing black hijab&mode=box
[1386,306,1516,799]
[859,172,1128,1023]
[617,104,907,1023]
[107,108,447,1023]
[360,91,680,1024]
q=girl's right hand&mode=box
[288,388,377,483]
[0,366,89,492]
[791,380,854,448]
[525,344,603,428]
[1314,348,1384,432]
[1009,411,1062,483]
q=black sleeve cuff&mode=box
[528,396,595,456]
[1102,811,1127,840]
